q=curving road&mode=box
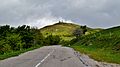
[0,45,119,67]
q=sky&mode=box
[0,0,120,28]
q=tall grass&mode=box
[70,26,120,64]
[72,46,120,64]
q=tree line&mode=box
[0,25,60,55]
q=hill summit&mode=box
[40,22,82,41]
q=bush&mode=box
[0,25,44,55]
[45,35,60,45]
[5,34,24,50]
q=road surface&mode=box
[0,45,120,67]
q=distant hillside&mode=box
[40,22,81,41]
[74,26,120,50]
[40,22,102,41]
[40,22,79,36]
[71,26,120,63]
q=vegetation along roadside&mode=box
[66,26,120,64]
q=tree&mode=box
[5,34,24,50]
[81,25,87,34]
[73,28,83,38]
[15,25,34,49]
[73,25,87,38]
[0,25,11,37]
[31,27,44,46]
[0,40,6,54]
[45,35,60,45]
[0,25,45,55]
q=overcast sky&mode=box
[0,0,120,28]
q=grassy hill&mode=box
[40,22,79,41]
[71,26,120,63]
[40,22,79,36]
[40,22,101,41]
[40,22,80,41]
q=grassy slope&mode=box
[40,22,80,41]
[40,22,99,41]
[72,26,120,64]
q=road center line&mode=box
[35,49,54,67]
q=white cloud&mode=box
[26,16,73,28]
[0,0,120,28]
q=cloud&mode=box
[0,0,120,28]
[27,16,73,28]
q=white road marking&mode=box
[35,49,55,67]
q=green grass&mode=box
[61,36,75,41]
[0,45,42,60]
[73,26,120,50]
[40,22,80,41]
[40,22,95,41]
[72,46,120,64]
[69,26,120,64]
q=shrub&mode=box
[45,35,60,45]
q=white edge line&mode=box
[35,50,54,67]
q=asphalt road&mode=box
[0,45,86,67]
[0,45,119,67]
